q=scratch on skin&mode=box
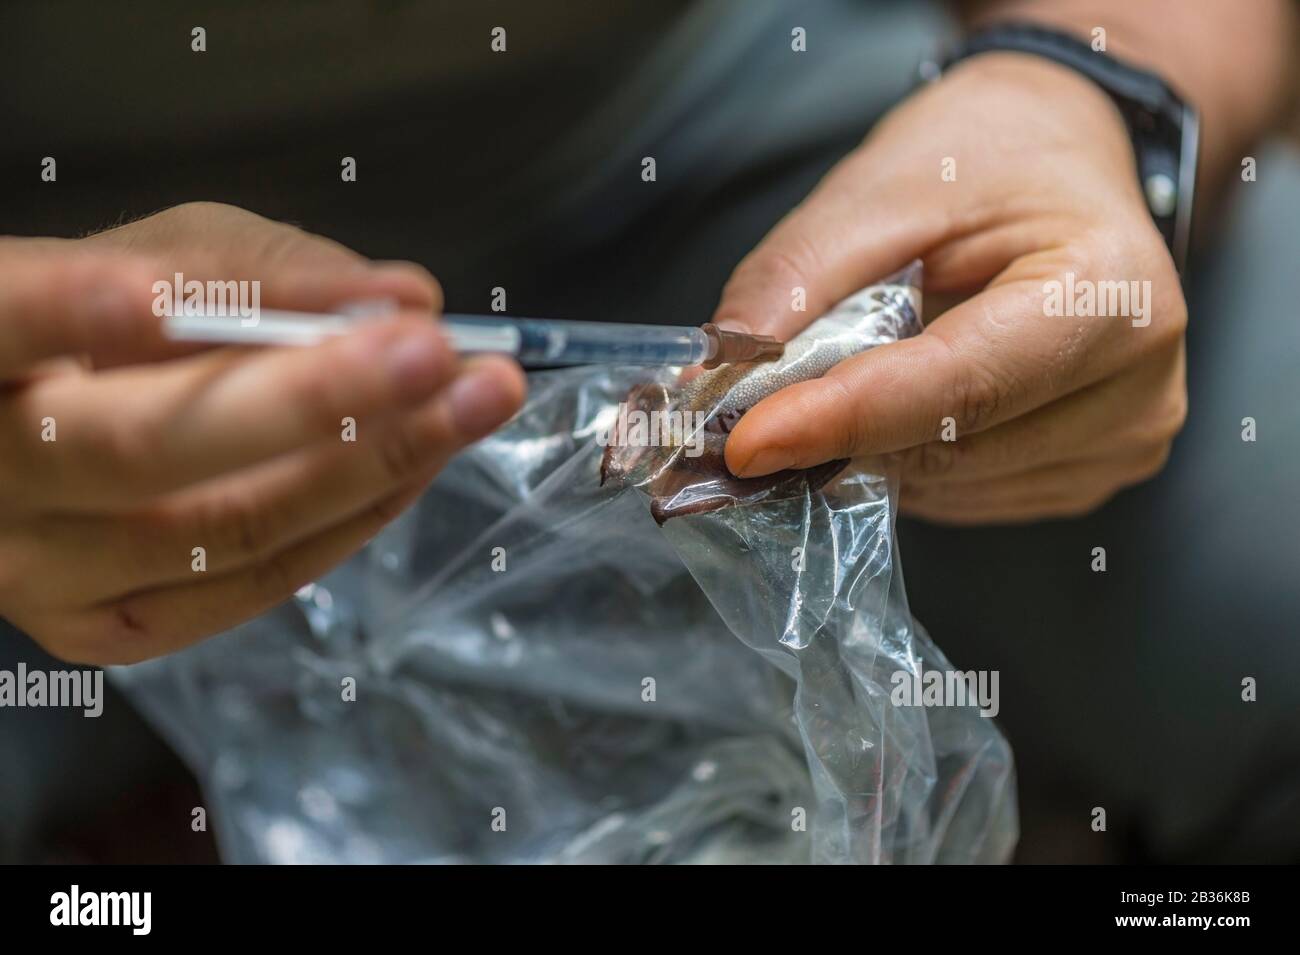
[113,600,148,634]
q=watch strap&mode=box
[937,22,1199,274]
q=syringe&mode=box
[163,309,784,369]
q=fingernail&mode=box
[733,447,795,477]
[385,330,450,402]
[447,368,516,439]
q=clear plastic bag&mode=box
[112,263,1018,864]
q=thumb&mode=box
[709,165,938,341]
[725,280,1049,477]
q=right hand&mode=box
[0,202,525,664]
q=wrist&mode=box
[962,1,1297,185]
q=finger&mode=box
[148,259,442,318]
[0,243,184,376]
[899,448,1169,526]
[84,201,443,314]
[7,316,461,508]
[0,234,440,380]
[708,159,943,341]
[11,357,527,605]
[899,345,1185,486]
[41,361,525,664]
[43,473,435,664]
[724,277,1123,477]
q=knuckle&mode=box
[208,492,278,561]
[765,245,817,290]
[133,201,243,243]
[383,262,443,309]
[257,222,317,268]
[377,423,432,482]
[903,440,959,480]
[1136,273,1187,351]
[118,509,179,578]
[256,551,305,602]
[1130,390,1187,449]
[286,367,351,436]
[1162,388,1189,437]
[736,231,821,294]
[1133,443,1173,481]
[949,359,1010,434]
[1164,292,1189,337]
[168,200,244,225]
[83,414,161,488]
[1152,255,1188,323]
[50,252,120,297]
[1146,302,1188,354]
[368,488,417,526]
[819,375,868,460]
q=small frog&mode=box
[601,272,921,523]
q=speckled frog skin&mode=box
[679,284,918,419]
[601,278,922,523]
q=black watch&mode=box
[929,22,1199,275]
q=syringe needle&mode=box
[163,308,783,368]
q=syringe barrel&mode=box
[443,315,711,367]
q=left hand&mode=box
[711,52,1188,524]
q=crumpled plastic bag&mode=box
[111,265,1018,864]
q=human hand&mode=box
[712,53,1187,523]
[0,202,524,663]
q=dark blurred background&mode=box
[3,0,1298,863]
